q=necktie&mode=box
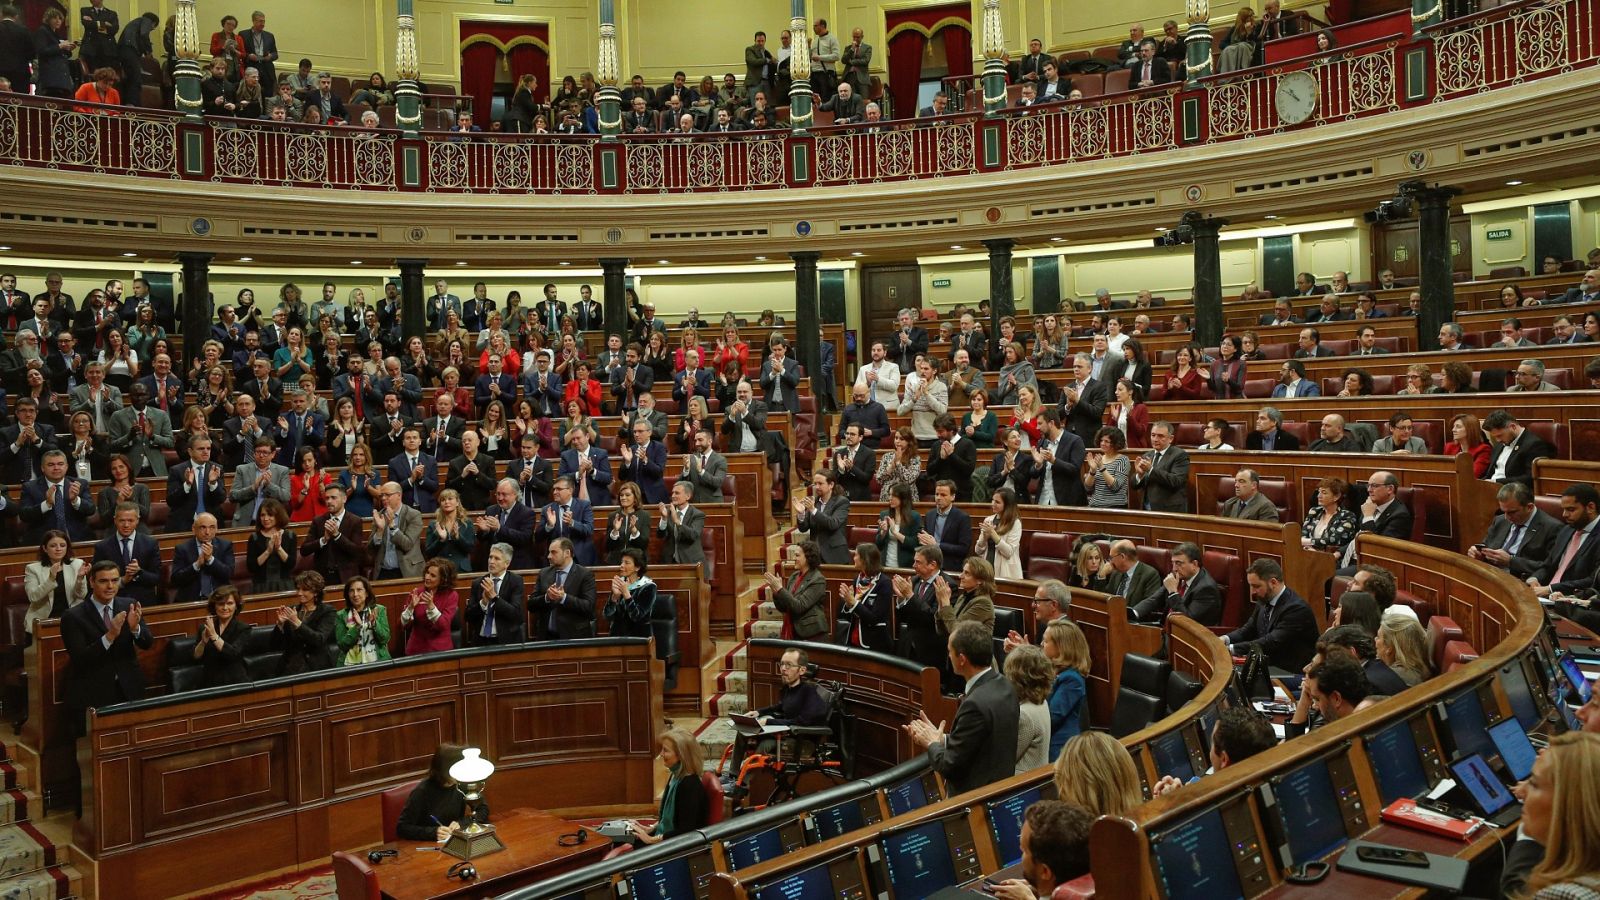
[352,378,363,419]
[1143,62,1150,81]
[122,537,132,564]
[158,378,168,410]
[1177,578,1188,597]
[549,570,566,633]
[53,483,67,530]
[559,505,569,535]
[1505,523,1526,555]
[198,543,214,595]
[102,603,112,631]
[1552,530,1588,584]
[481,584,497,639]
[195,466,206,516]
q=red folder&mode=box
[1379,799,1484,841]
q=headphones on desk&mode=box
[448,861,479,881]
[1284,861,1330,884]
[366,849,398,864]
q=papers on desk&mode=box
[1271,723,1287,740]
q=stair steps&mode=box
[0,742,80,900]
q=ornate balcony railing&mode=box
[0,0,1592,197]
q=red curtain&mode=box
[941,25,972,80]
[459,42,499,123]
[886,30,927,119]
[506,44,550,104]
[21,0,66,30]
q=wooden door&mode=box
[860,265,921,348]
[1372,216,1472,282]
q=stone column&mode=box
[595,0,622,138]
[1184,0,1214,85]
[177,252,214,377]
[600,258,631,343]
[1187,213,1229,347]
[787,2,813,131]
[1413,184,1463,349]
[393,0,422,136]
[791,251,822,406]
[397,259,427,342]
[980,0,1007,115]
[985,238,1016,350]
[172,0,204,119]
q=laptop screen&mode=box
[1272,757,1349,864]
[1365,717,1431,804]
[1450,754,1514,816]
[1501,661,1543,730]
[1488,718,1539,782]
[1560,653,1593,703]
[985,785,1043,868]
[1442,688,1495,760]
[1151,807,1246,900]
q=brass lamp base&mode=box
[442,824,505,860]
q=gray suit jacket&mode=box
[929,667,1021,796]
[228,462,292,526]
[1112,561,1165,610]
[370,504,425,577]
[106,405,174,475]
[1222,491,1280,522]
[683,450,727,504]
[1483,509,1563,580]
[799,494,852,565]
[657,504,706,565]
[1132,446,1190,513]
[69,383,122,428]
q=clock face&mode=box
[1274,71,1318,125]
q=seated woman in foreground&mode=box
[397,743,491,842]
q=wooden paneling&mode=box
[1533,458,1600,497]
[77,641,662,900]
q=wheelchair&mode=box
[720,677,855,812]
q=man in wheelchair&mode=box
[723,646,848,805]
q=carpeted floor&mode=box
[191,865,334,900]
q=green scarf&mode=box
[654,764,683,837]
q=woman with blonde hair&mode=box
[627,728,709,844]
[1069,540,1114,593]
[1520,732,1600,898]
[1042,618,1090,757]
[1004,645,1055,773]
[1375,613,1432,687]
[1052,732,1142,818]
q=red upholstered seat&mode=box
[702,772,726,825]
[381,780,417,843]
[1427,616,1464,674]
[331,851,380,900]
[1053,873,1096,898]
[1442,639,1478,672]
[1202,550,1247,630]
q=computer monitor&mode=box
[808,797,867,843]
[1489,718,1539,782]
[1151,807,1246,900]
[879,820,957,899]
[1440,687,1495,760]
[1150,729,1196,782]
[1450,754,1515,816]
[1501,660,1543,730]
[883,772,939,817]
[1559,652,1593,704]
[625,849,715,900]
[985,785,1043,868]
[1556,695,1583,731]
[1199,705,1220,754]
[749,851,867,900]
[1270,757,1349,865]
[1365,716,1431,805]
[725,820,807,871]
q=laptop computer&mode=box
[1447,753,1522,828]
[728,712,789,737]
[1488,718,1539,782]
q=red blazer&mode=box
[1164,366,1206,400]
[290,472,333,522]
[564,377,603,416]
[1009,413,1042,446]
[403,588,459,655]
[712,342,749,371]
[1445,440,1492,479]
[512,418,559,457]
[1104,402,1151,447]
[436,386,473,415]
[210,32,246,62]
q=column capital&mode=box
[395,257,430,271]
[789,251,822,266]
[982,237,1017,254]
[598,257,632,270]
[1403,182,1464,207]
[176,251,215,265]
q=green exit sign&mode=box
[1485,228,1513,241]
[931,279,952,288]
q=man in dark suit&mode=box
[1484,410,1556,487]
[387,426,439,514]
[1131,422,1189,513]
[904,621,1021,796]
[93,502,162,605]
[1221,468,1281,521]
[1033,413,1088,507]
[829,423,877,502]
[926,415,977,491]
[473,353,517,418]
[610,344,654,413]
[1132,542,1223,625]
[272,389,324,468]
[169,513,237,604]
[1058,355,1110,447]
[299,483,366,586]
[531,283,567,336]
[1257,300,1301,327]
[1469,482,1562,580]
[531,537,597,640]
[522,352,565,419]
[795,470,851,565]
[918,480,972,572]
[1555,268,1599,305]
[673,351,713,407]
[836,386,890,445]
[421,392,466,461]
[618,419,668,504]
[1130,39,1171,88]
[21,449,95,542]
[536,477,597,565]
[949,314,987,366]
[367,392,414,465]
[445,431,497,511]
[559,429,614,507]
[64,561,152,721]
[242,12,278,95]
[1292,328,1336,360]
[681,431,728,504]
[618,393,669,445]
[0,398,58,484]
[1010,38,1054,83]
[759,339,802,414]
[1339,471,1413,571]
[1106,540,1164,612]
[1293,272,1325,296]
[1224,558,1319,673]
[571,285,603,331]
[1528,484,1600,598]
[887,310,929,373]
[474,478,540,570]
[464,542,527,646]
[1246,407,1301,451]
[240,357,283,419]
[1304,296,1350,324]
[165,435,225,534]
[657,482,707,568]
[506,434,553,510]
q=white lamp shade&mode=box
[449,748,496,783]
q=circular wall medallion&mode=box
[1184,184,1204,204]
[1406,150,1429,171]
[406,226,427,242]
[605,227,623,244]
[796,221,812,237]
[190,217,212,236]
[984,207,1002,223]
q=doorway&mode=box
[459,21,550,128]
[861,265,922,347]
